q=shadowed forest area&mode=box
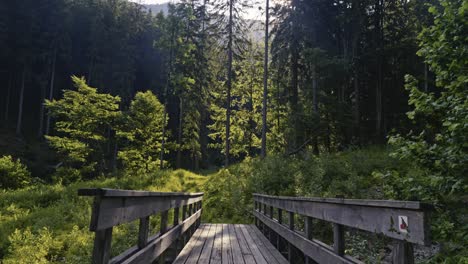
[0,0,466,263]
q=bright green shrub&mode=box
[0,156,31,190]
[117,91,168,175]
[45,76,121,178]
[3,227,62,264]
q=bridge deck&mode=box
[174,224,288,264]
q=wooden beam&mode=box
[254,210,362,264]
[138,217,149,249]
[92,228,113,264]
[254,195,430,245]
[116,209,201,264]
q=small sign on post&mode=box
[399,216,408,233]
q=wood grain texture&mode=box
[254,194,430,245]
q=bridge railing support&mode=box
[253,193,431,264]
[79,188,203,264]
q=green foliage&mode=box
[0,169,206,263]
[0,156,31,190]
[45,76,121,178]
[4,227,62,264]
[388,0,468,260]
[203,166,253,223]
[117,91,167,174]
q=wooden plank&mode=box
[92,227,112,264]
[392,240,414,264]
[198,224,216,263]
[210,224,223,264]
[254,210,362,264]
[246,225,280,264]
[138,217,149,249]
[254,195,429,245]
[119,210,201,264]
[227,225,245,264]
[233,225,256,264]
[253,193,430,210]
[239,225,268,264]
[333,223,345,256]
[173,224,205,264]
[250,226,289,264]
[221,224,233,264]
[79,188,203,198]
[185,224,211,264]
[88,195,203,231]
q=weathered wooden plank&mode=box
[333,222,345,256]
[137,216,149,249]
[249,225,288,264]
[227,224,245,264]
[247,225,279,264]
[88,195,203,231]
[239,224,268,264]
[198,224,216,263]
[254,210,362,264]
[254,195,429,245]
[92,227,112,264]
[173,224,205,264]
[221,224,234,264]
[79,188,203,198]
[254,193,430,210]
[185,224,211,264]
[233,225,256,264]
[210,224,223,264]
[392,240,414,264]
[119,210,201,264]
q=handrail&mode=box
[253,193,431,264]
[79,188,203,264]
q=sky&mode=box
[129,0,264,20]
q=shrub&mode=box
[0,156,31,190]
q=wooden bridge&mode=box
[79,189,431,264]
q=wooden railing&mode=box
[253,193,431,264]
[79,188,203,264]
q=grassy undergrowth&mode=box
[0,169,207,263]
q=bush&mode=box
[0,156,31,190]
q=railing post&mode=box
[305,216,315,264]
[197,201,202,227]
[173,207,180,226]
[138,216,150,249]
[160,210,169,234]
[92,228,113,264]
[182,204,188,220]
[288,211,294,263]
[277,208,283,251]
[254,201,259,226]
[159,210,169,264]
[333,195,345,256]
[392,240,414,264]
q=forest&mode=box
[0,0,466,263]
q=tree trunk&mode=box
[261,0,269,158]
[312,66,319,155]
[16,66,26,136]
[37,79,46,138]
[4,72,12,124]
[289,0,300,150]
[375,0,384,142]
[45,48,57,135]
[176,98,183,169]
[225,0,233,166]
[160,24,176,169]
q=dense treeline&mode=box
[0,0,466,262]
[0,0,436,174]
